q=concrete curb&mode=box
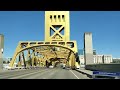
[75,69,93,78]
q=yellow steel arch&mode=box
[9,41,78,68]
[10,11,79,69]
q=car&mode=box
[49,65,54,68]
[76,66,80,69]
[62,64,66,69]
[63,67,66,69]
[66,67,71,70]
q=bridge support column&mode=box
[32,57,34,66]
[66,61,69,67]
[34,57,37,66]
[40,59,43,67]
[37,59,40,66]
[36,57,39,66]
[69,52,75,69]
[32,50,35,66]
[18,53,22,67]
[22,52,26,68]
[40,59,44,67]
[27,49,32,67]
[43,60,46,67]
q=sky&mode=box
[0,11,120,58]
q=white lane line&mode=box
[22,69,55,79]
[10,68,56,79]
[34,69,56,79]
[0,69,42,79]
[9,69,49,79]
[70,70,79,79]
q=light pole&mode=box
[0,34,4,71]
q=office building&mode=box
[84,32,94,65]
[79,54,112,66]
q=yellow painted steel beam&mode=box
[45,11,70,41]
[10,11,78,68]
[18,53,22,67]
[69,52,75,68]
[22,51,26,68]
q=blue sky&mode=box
[0,11,120,58]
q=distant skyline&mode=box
[0,11,120,58]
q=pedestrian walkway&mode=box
[0,69,25,73]
[75,67,93,78]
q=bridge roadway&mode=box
[0,67,90,79]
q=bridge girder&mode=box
[10,11,79,69]
[9,41,77,67]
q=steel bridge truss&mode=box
[10,41,78,69]
[10,11,79,69]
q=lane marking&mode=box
[70,70,79,79]
[9,69,49,79]
[0,69,45,79]
[42,69,59,79]
[10,68,56,79]
[33,69,56,79]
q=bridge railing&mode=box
[92,71,120,79]
[85,64,120,72]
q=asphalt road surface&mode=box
[0,68,90,79]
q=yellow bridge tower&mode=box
[9,11,79,69]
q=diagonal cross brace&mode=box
[50,25,64,38]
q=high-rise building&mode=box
[84,32,94,65]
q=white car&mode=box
[6,66,15,70]
[80,65,85,68]
[62,64,66,69]
[76,66,80,69]
[49,65,54,68]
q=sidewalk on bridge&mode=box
[0,69,15,73]
[0,69,25,73]
[75,67,93,78]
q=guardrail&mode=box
[92,71,120,79]
[75,67,120,79]
[85,64,120,72]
